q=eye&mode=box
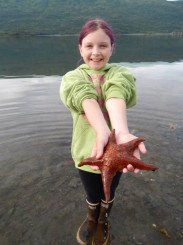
[86,45,92,48]
[100,44,107,48]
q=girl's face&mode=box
[79,29,114,70]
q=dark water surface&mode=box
[0,35,183,245]
[0,35,183,76]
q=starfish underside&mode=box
[78,129,159,202]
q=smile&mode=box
[91,59,102,62]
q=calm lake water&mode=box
[0,36,183,245]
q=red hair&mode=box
[79,19,115,46]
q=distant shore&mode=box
[0,32,183,38]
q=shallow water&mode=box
[0,61,183,245]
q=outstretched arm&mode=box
[106,98,147,173]
[82,98,111,170]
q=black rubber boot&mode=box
[92,199,114,245]
[77,200,100,245]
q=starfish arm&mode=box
[108,129,116,144]
[78,157,103,168]
[101,166,116,202]
[121,155,159,171]
[102,129,116,153]
[119,137,145,154]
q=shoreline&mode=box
[1,61,183,79]
[0,32,183,38]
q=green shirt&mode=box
[60,63,136,173]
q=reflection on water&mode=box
[0,62,183,244]
[0,35,183,76]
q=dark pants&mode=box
[78,169,122,204]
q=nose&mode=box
[92,46,100,56]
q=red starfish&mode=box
[78,129,159,202]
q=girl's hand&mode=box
[90,129,110,171]
[115,132,147,174]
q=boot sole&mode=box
[76,217,88,245]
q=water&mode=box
[1,35,183,76]
[0,36,183,245]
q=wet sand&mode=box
[0,62,183,244]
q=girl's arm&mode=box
[82,98,110,170]
[106,98,147,173]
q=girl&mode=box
[60,19,146,245]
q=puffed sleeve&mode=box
[60,70,98,113]
[102,66,136,108]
